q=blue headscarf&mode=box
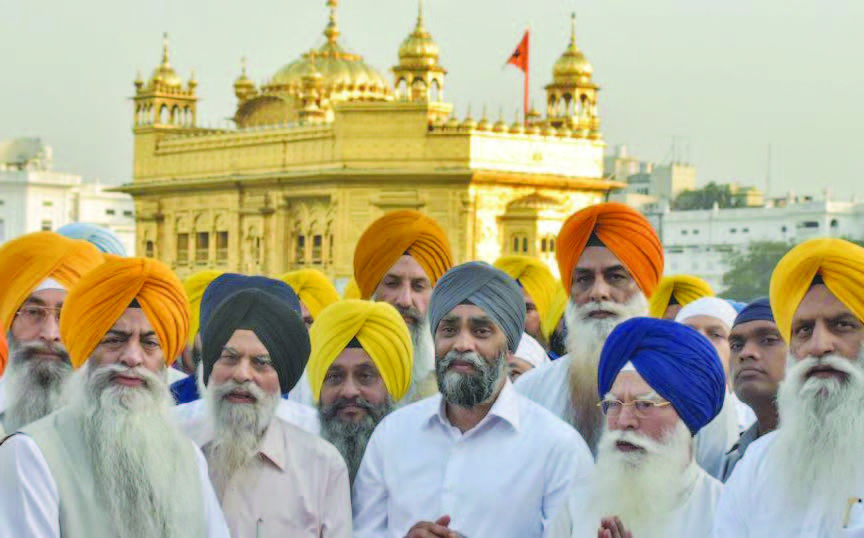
[733,297,773,327]
[200,274,301,340]
[429,262,525,352]
[598,317,726,435]
[56,223,126,256]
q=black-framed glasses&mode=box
[596,398,672,418]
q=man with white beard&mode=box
[353,262,591,538]
[713,238,864,536]
[549,317,726,538]
[516,203,738,478]
[0,231,103,435]
[0,256,229,537]
[199,287,351,537]
[353,210,454,404]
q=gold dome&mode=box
[553,15,593,83]
[234,58,254,88]
[397,1,442,69]
[268,1,390,96]
[150,33,182,88]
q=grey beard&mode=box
[436,349,507,408]
[319,397,394,487]
[204,379,279,497]
[75,362,192,538]
[3,342,71,432]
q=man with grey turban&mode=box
[353,262,592,538]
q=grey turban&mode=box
[429,262,526,352]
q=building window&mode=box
[329,235,334,263]
[176,233,189,265]
[41,220,52,231]
[145,241,155,258]
[541,238,548,252]
[831,219,839,228]
[730,228,737,233]
[42,201,53,207]
[216,231,228,264]
[512,236,519,253]
[253,237,261,263]
[196,232,209,263]
[781,225,787,233]
[295,235,306,264]
[682,230,688,235]
[742,227,749,233]
[106,209,115,216]
[522,237,528,253]
[550,237,555,252]
[123,210,134,218]
[312,235,323,264]
[693,229,700,235]
[799,221,819,229]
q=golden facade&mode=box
[120,1,621,286]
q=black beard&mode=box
[318,397,394,487]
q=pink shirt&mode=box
[203,417,351,538]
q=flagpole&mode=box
[524,29,530,126]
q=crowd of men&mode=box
[0,202,861,537]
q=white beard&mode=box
[204,379,279,498]
[66,362,196,538]
[591,422,694,538]
[401,315,435,405]
[771,350,864,517]
[3,342,71,431]
[564,293,648,450]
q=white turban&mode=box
[675,297,738,329]
[514,333,549,368]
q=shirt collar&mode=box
[425,379,522,433]
[255,418,287,471]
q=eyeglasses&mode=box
[15,305,62,326]
[596,398,672,418]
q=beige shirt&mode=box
[203,417,351,538]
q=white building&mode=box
[606,145,696,212]
[648,194,864,291]
[0,138,136,253]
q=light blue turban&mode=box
[56,223,126,256]
[429,262,525,352]
[598,317,726,436]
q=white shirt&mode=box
[548,461,722,538]
[285,368,315,407]
[174,398,320,446]
[713,432,864,537]
[0,434,229,538]
[352,381,593,538]
[515,355,739,480]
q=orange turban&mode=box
[649,275,714,318]
[556,202,663,298]
[770,238,864,343]
[353,210,453,299]
[0,231,103,333]
[0,331,7,378]
[60,257,190,369]
[279,269,340,319]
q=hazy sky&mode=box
[2,0,862,197]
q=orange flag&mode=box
[507,30,530,72]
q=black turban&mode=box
[200,274,301,341]
[429,261,525,352]
[202,288,310,394]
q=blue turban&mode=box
[200,274,301,340]
[56,223,126,256]
[429,262,525,352]
[598,317,726,435]
[726,299,748,314]
[733,297,773,327]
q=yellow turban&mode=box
[543,284,568,341]
[60,257,190,369]
[307,300,413,402]
[183,270,223,345]
[0,231,104,333]
[494,256,558,337]
[342,278,361,300]
[353,210,453,299]
[770,238,864,343]
[649,275,715,318]
[279,269,340,319]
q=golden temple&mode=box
[120,1,620,285]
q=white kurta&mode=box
[548,462,722,538]
[713,431,864,537]
[173,397,320,446]
[352,381,593,538]
[515,354,739,479]
[0,434,230,538]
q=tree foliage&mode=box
[721,241,795,302]
[673,182,754,210]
